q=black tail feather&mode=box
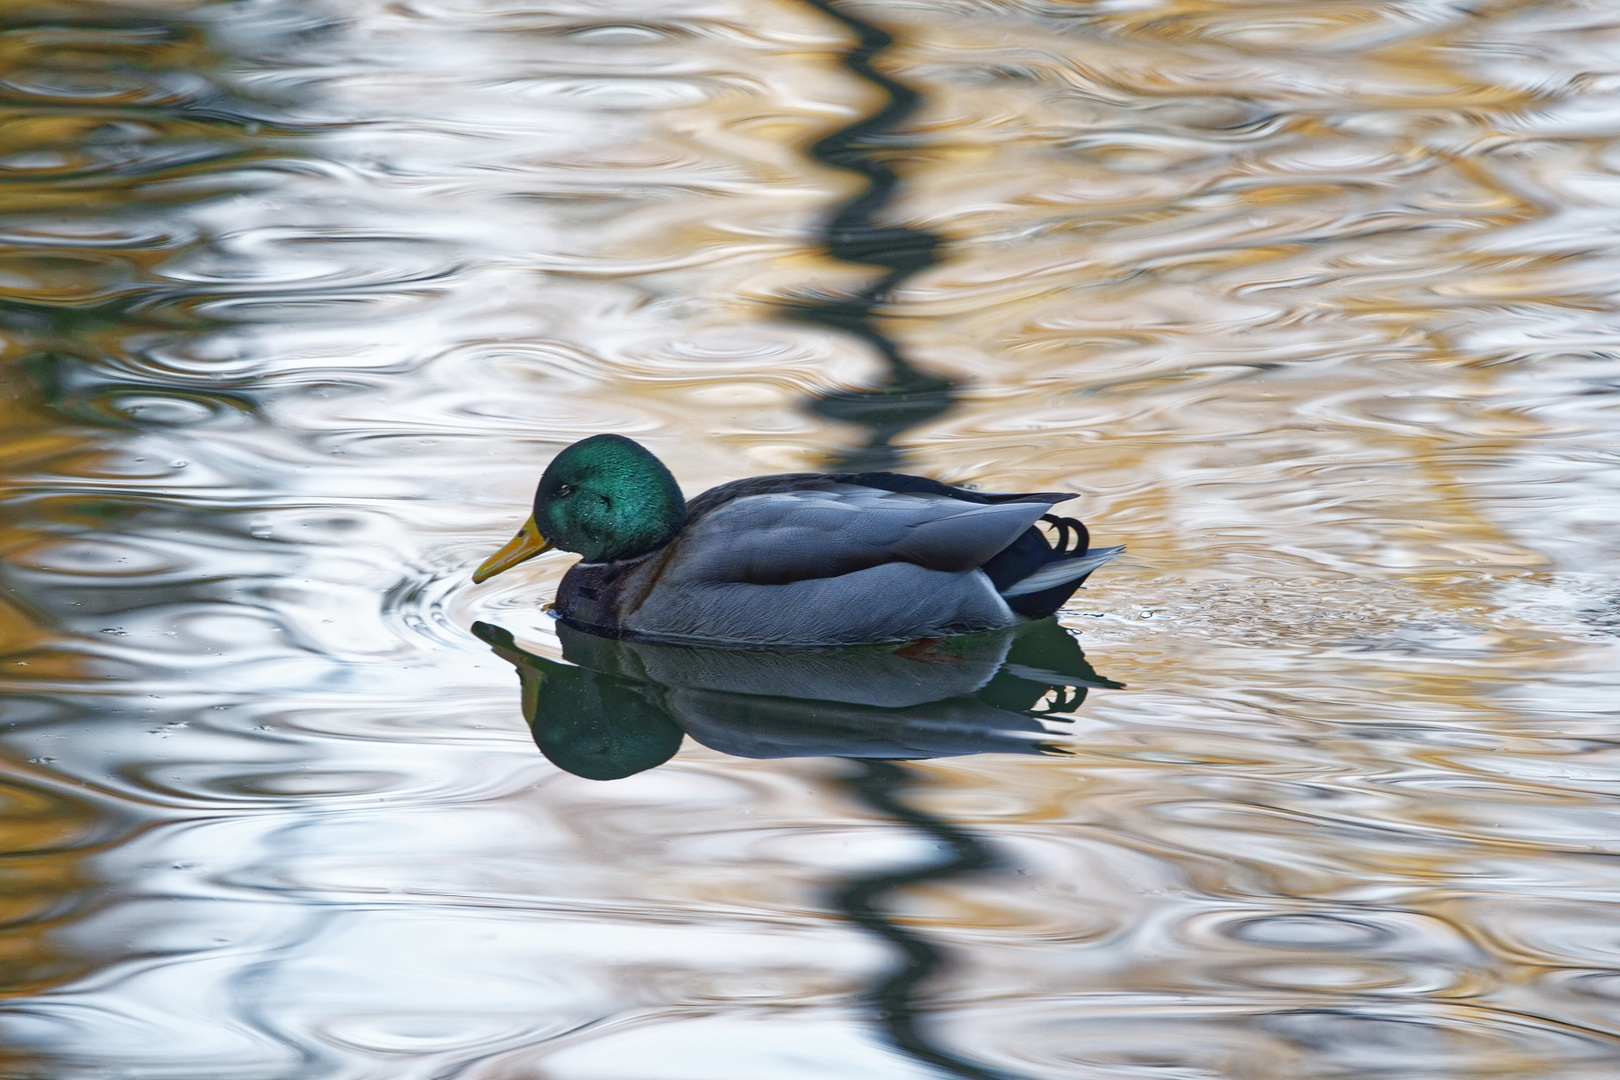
[983,514,1108,619]
[1038,514,1089,558]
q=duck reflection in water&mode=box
[472,617,1117,779]
[475,617,1117,1080]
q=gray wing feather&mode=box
[891,502,1054,571]
[666,488,1059,586]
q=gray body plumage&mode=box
[627,487,1049,644]
[556,479,1119,646]
[628,561,1015,645]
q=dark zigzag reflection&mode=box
[837,761,1028,1080]
[789,4,1025,1078]
[789,0,957,472]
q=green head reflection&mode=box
[475,624,684,780]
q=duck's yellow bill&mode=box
[472,515,551,583]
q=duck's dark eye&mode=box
[555,482,574,498]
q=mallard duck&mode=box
[471,434,1121,646]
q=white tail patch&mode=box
[1000,545,1124,598]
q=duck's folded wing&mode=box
[665,487,1066,586]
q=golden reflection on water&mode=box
[3,0,1620,1077]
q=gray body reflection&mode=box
[474,618,1116,779]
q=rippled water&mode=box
[3,0,1620,1076]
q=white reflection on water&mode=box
[2,0,1620,1077]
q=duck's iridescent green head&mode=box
[473,434,687,582]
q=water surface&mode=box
[2,0,1620,1077]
